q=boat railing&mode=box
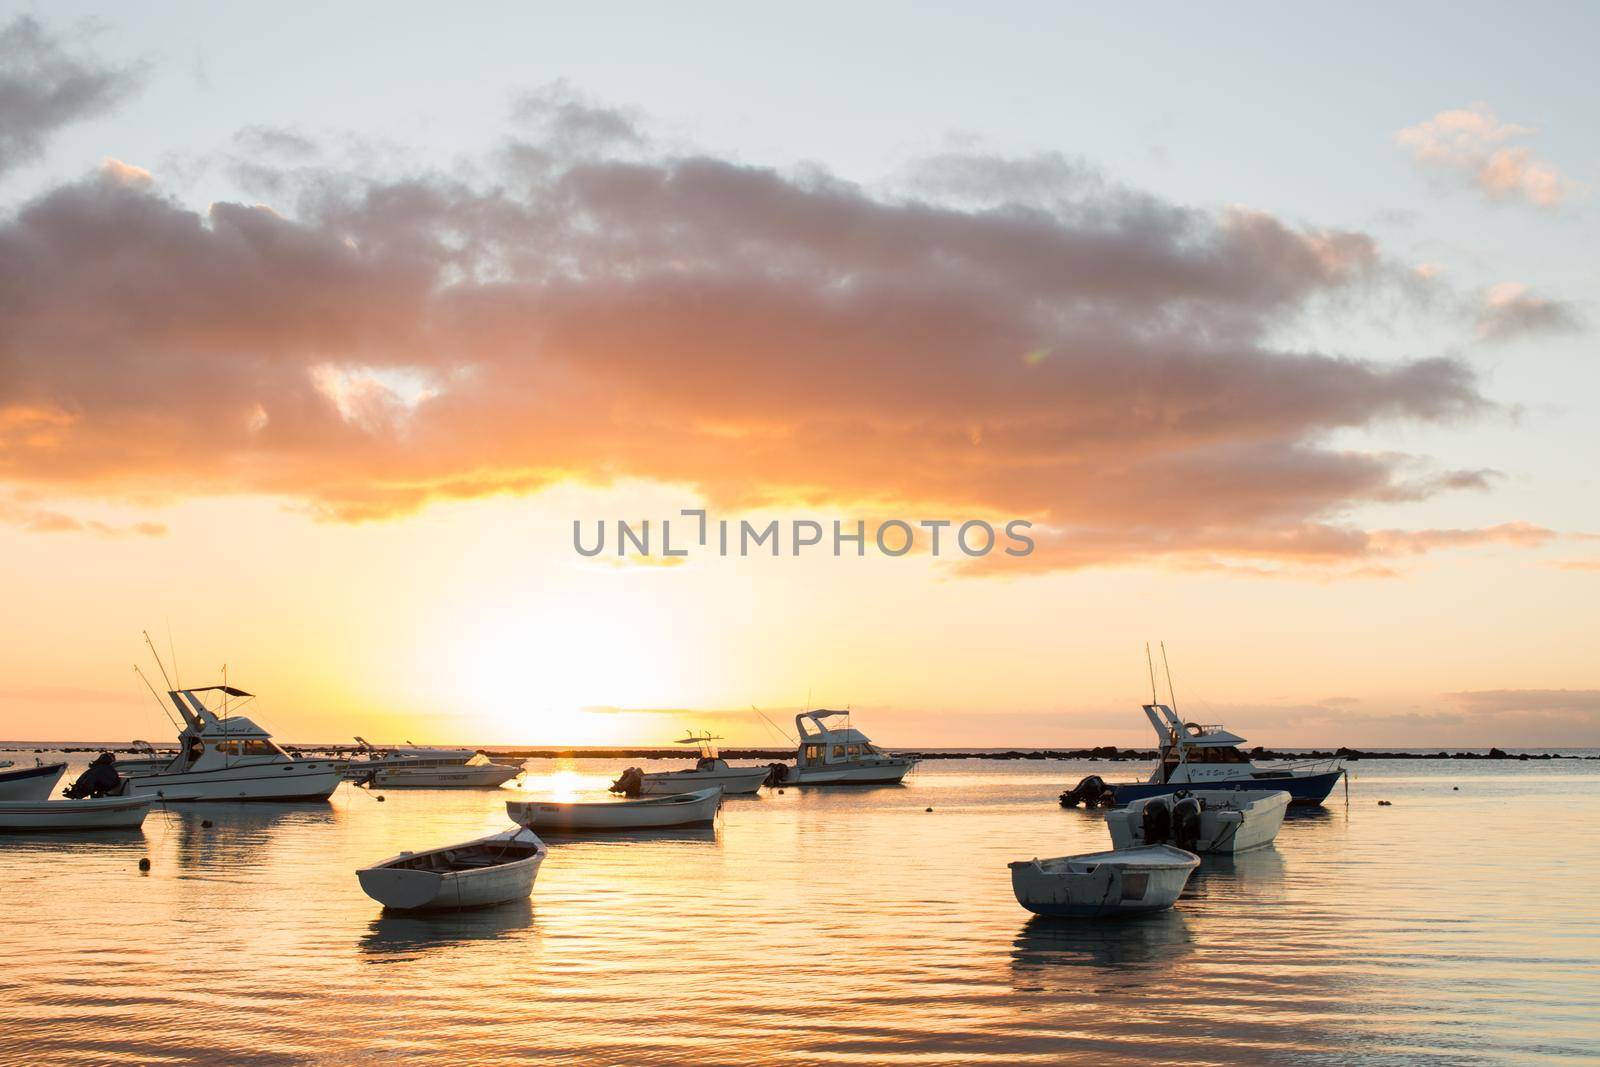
[1266,756,1344,774]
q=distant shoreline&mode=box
[4,743,1597,761]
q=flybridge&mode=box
[573,509,1034,559]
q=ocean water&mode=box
[3,753,1598,1065]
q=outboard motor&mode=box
[1171,794,1204,852]
[1140,798,1172,845]
[1058,775,1112,808]
[610,767,645,797]
[764,762,791,787]
[64,751,123,799]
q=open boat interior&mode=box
[388,836,543,873]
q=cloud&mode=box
[1395,104,1569,207]
[0,88,1543,574]
[0,496,166,537]
[1475,282,1582,342]
[0,16,140,175]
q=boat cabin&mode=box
[160,685,296,773]
[1141,703,1255,784]
[793,710,898,769]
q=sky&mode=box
[0,4,1596,748]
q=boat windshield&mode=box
[1184,746,1250,764]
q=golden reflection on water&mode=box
[3,755,1599,1065]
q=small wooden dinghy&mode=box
[1105,788,1290,854]
[1009,844,1199,918]
[0,783,152,832]
[357,827,547,911]
[506,786,722,832]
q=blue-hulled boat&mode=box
[1061,703,1345,808]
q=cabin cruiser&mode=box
[1060,703,1344,808]
[117,684,345,801]
[344,738,525,788]
[767,710,916,786]
[610,732,769,796]
[0,760,68,801]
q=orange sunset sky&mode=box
[1,8,1596,748]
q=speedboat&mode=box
[1105,789,1290,854]
[610,732,769,796]
[118,683,345,801]
[357,826,547,911]
[1009,845,1200,918]
[506,786,722,832]
[768,710,917,786]
[0,761,68,801]
[1060,703,1344,808]
[344,738,525,788]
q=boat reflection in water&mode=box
[361,898,536,960]
[1011,910,1195,976]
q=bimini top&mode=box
[167,684,274,739]
[197,716,273,739]
[1142,704,1247,748]
[794,709,873,746]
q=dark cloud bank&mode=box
[0,28,1578,575]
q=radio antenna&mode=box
[143,630,175,692]
[1160,641,1178,716]
[1145,642,1158,705]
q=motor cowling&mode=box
[1172,794,1204,851]
[65,751,123,799]
[1058,774,1111,808]
[610,767,644,797]
[764,762,791,787]
[1140,798,1172,844]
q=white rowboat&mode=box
[1106,789,1290,854]
[1009,844,1200,919]
[357,827,547,911]
[507,786,722,832]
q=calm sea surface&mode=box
[3,753,1598,1066]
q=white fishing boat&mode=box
[768,710,916,786]
[0,783,152,832]
[1105,789,1290,854]
[506,786,722,832]
[345,738,525,788]
[1009,844,1200,919]
[119,678,344,802]
[611,732,769,797]
[357,826,547,911]
[0,761,67,801]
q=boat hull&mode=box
[0,762,68,801]
[125,761,345,802]
[0,793,152,831]
[348,763,524,788]
[637,766,768,796]
[777,761,915,786]
[1109,769,1343,808]
[1009,845,1200,919]
[506,787,722,831]
[358,830,546,911]
[1106,789,1290,854]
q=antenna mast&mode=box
[143,630,175,692]
[1160,641,1178,716]
[1145,642,1158,705]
